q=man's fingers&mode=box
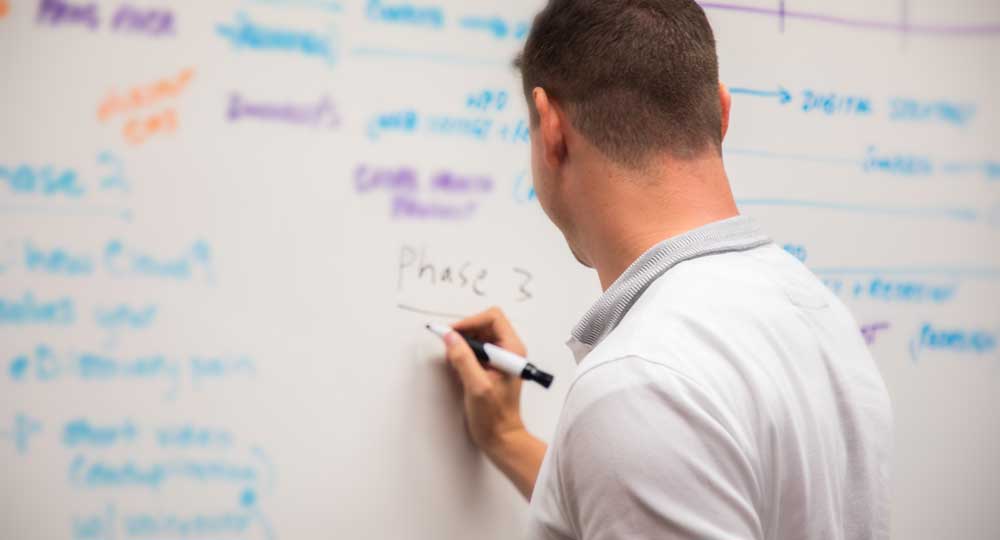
[453,306,513,337]
[444,331,491,394]
[452,307,527,356]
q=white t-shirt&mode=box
[527,217,893,540]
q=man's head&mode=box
[515,0,733,269]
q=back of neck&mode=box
[579,155,739,290]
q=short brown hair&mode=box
[515,0,722,167]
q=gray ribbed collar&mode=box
[569,216,771,356]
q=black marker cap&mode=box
[522,363,554,389]
[465,334,553,389]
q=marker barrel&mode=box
[426,323,554,389]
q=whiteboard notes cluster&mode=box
[1,0,999,539]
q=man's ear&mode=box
[719,82,732,142]
[532,88,567,169]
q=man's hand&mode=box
[445,307,527,451]
[442,307,547,500]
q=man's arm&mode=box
[483,425,548,500]
[440,307,548,500]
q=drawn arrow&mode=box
[729,86,793,105]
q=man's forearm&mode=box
[485,428,548,500]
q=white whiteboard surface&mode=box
[1,0,998,538]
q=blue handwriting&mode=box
[730,86,978,126]
[910,323,998,362]
[64,419,138,448]
[459,16,528,40]
[95,304,158,331]
[513,171,536,203]
[9,346,255,399]
[466,89,509,112]
[728,146,996,182]
[366,0,444,28]
[0,293,75,325]
[158,425,234,448]
[69,455,257,489]
[368,109,527,143]
[0,414,43,454]
[123,510,254,538]
[25,241,94,275]
[821,277,957,303]
[889,98,976,127]
[19,239,211,280]
[863,146,933,176]
[801,90,872,116]
[0,164,85,197]
[72,503,270,539]
[216,12,336,65]
[61,420,234,449]
[190,356,256,385]
[782,244,809,262]
[106,239,213,281]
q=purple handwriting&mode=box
[355,164,494,220]
[861,322,891,345]
[111,4,174,35]
[431,171,493,193]
[392,195,477,221]
[228,93,340,129]
[38,0,99,30]
[355,165,418,193]
[354,165,494,194]
[37,0,174,36]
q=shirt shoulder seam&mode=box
[565,353,716,411]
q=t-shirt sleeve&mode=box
[555,356,763,540]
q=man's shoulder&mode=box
[576,246,815,362]
[562,253,764,411]
[563,243,860,424]
[646,243,831,311]
[604,244,843,353]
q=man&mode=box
[437,1,893,538]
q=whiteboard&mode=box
[1,0,998,538]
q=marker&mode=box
[426,323,554,388]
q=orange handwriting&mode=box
[0,0,10,19]
[98,67,195,123]
[124,108,178,146]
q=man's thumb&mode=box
[444,332,490,393]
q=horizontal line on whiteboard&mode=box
[812,267,1000,279]
[0,204,133,221]
[698,1,1000,36]
[351,47,510,67]
[725,148,859,166]
[736,198,979,222]
[396,303,465,319]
